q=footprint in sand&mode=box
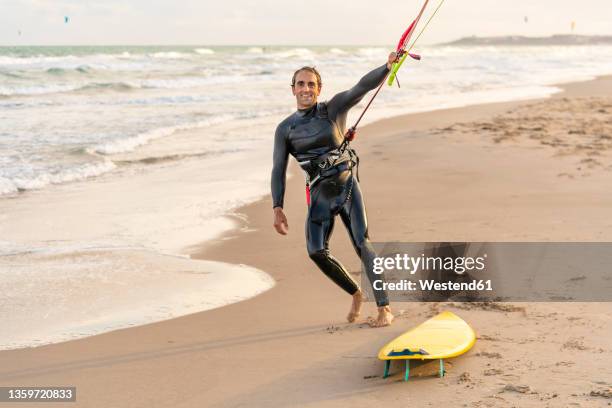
[538,392,559,401]
[449,302,526,314]
[500,384,536,394]
[589,388,612,399]
[562,338,589,351]
[458,372,473,385]
[476,351,502,359]
[477,334,500,342]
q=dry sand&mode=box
[1,77,611,407]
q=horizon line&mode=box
[1,33,610,48]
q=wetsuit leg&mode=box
[306,200,360,296]
[339,176,389,307]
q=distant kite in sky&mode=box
[64,16,70,23]
[571,21,576,32]
[524,16,528,23]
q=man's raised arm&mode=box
[327,63,390,118]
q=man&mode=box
[271,53,398,327]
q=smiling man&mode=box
[271,53,397,327]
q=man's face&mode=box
[292,71,321,109]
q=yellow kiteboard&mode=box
[378,311,476,380]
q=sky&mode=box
[1,0,612,46]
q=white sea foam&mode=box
[0,54,146,70]
[329,48,347,54]
[247,47,264,54]
[0,74,249,97]
[0,55,76,66]
[0,83,82,96]
[149,51,193,59]
[194,48,215,55]
[0,249,275,350]
[356,47,386,57]
[140,75,247,89]
[0,177,18,195]
[0,142,276,350]
[275,48,315,58]
[0,160,116,196]
[90,116,235,155]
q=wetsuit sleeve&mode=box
[327,64,389,119]
[271,123,289,209]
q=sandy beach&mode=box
[1,76,612,407]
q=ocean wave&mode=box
[0,160,116,197]
[44,65,92,75]
[0,70,25,79]
[89,115,235,155]
[244,70,274,76]
[0,54,151,72]
[77,82,138,92]
[356,47,386,57]
[0,177,17,195]
[0,81,138,96]
[113,148,243,166]
[0,240,43,257]
[0,83,81,96]
[46,67,66,75]
[329,48,347,55]
[274,48,315,58]
[119,94,211,106]
[140,75,247,89]
[0,81,139,97]
[0,53,137,66]
[149,51,193,59]
[0,55,76,66]
[194,48,215,55]
[246,47,264,54]
[0,73,249,97]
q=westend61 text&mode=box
[373,279,493,292]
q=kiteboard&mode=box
[378,311,475,380]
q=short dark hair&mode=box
[291,66,322,89]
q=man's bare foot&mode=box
[368,306,394,328]
[347,290,363,323]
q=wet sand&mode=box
[1,77,611,407]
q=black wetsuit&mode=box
[271,64,389,307]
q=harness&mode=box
[291,103,360,206]
[297,147,358,189]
